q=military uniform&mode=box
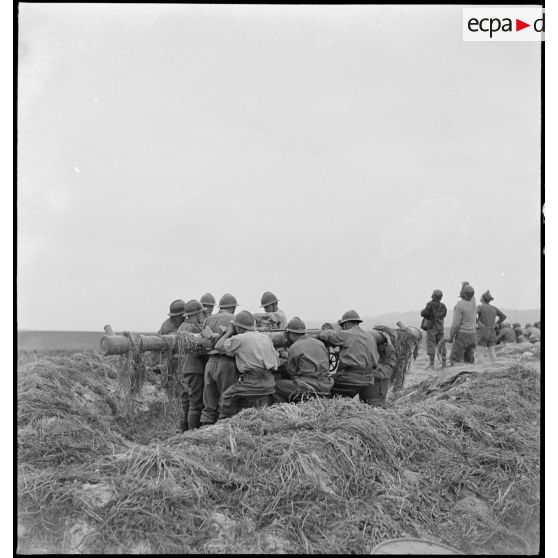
[200,311,237,425]
[157,316,185,410]
[218,331,278,419]
[370,335,396,407]
[271,334,333,403]
[317,326,379,404]
[421,299,447,365]
[177,319,208,430]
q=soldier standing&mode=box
[156,300,187,410]
[158,299,186,335]
[200,294,239,426]
[449,285,477,364]
[177,300,208,431]
[420,289,447,369]
[476,290,506,362]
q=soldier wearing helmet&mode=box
[476,290,507,361]
[448,284,477,364]
[267,317,333,403]
[177,299,209,431]
[156,300,187,408]
[315,309,380,404]
[200,293,216,319]
[158,299,186,335]
[214,310,278,419]
[200,294,239,426]
[420,290,447,369]
[253,291,288,330]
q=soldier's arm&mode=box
[420,302,432,319]
[316,329,345,346]
[266,332,289,348]
[214,324,237,355]
[495,307,507,326]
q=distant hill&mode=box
[307,308,540,330]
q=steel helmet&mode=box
[339,309,363,325]
[200,292,216,306]
[285,316,306,334]
[513,322,521,328]
[219,293,238,309]
[184,299,204,317]
[260,291,279,308]
[232,310,255,331]
[432,289,443,299]
[168,299,187,317]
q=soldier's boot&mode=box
[428,354,435,369]
[180,416,189,432]
[188,411,202,430]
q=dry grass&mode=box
[17,349,540,554]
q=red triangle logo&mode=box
[516,19,530,32]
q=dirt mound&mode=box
[17,354,540,554]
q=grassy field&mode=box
[16,338,540,555]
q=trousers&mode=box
[331,369,375,404]
[200,355,237,425]
[450,332,476,364]
[219,370,275,419]
[369,378,390,407]
[426,328,444,356]
[183,374,204,430]
[273,376,334,403]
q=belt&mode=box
[338,366,376,375]
[240,368,274,376]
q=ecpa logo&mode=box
[463,8,545,42]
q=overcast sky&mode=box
[18,4,541,331]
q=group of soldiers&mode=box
[420,281,541,368]
[155,285,540,431]
[157,292,396,431]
